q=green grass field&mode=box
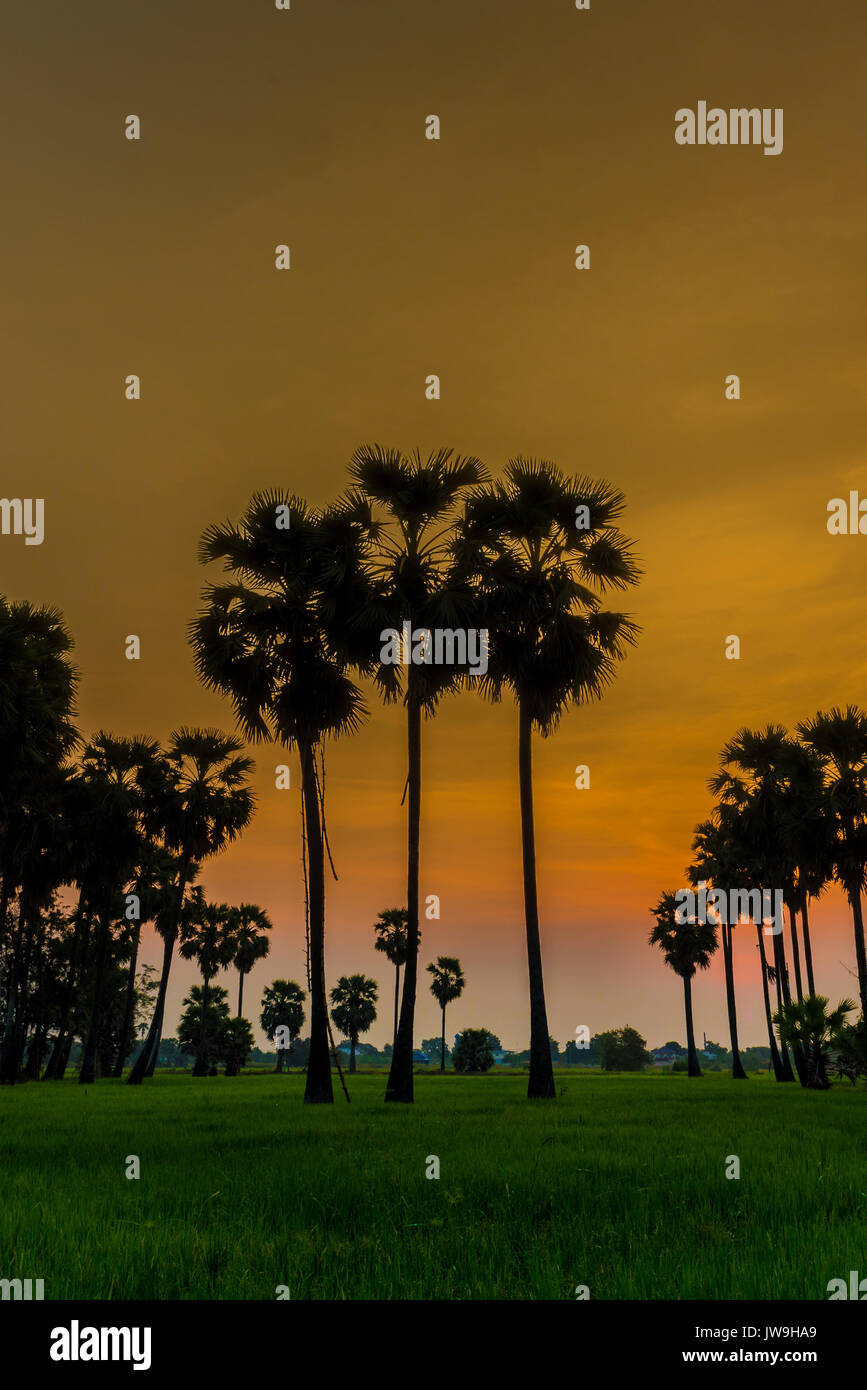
[1,1071,864,1300]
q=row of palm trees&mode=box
[650,714,867,1089]
[2,447,642,1100]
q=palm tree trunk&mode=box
[788,902,804,1003]
[301,740,332,1104]
[194,974,210,1077]
[79,908,111,1085]
[683,973,702,1076]
[112,919,141,1077]
[237,970,245,1018]
[275,1045,285,1073]
[721,923,747,1079]
[128,854,190,1085]
[849,888,867,1021]
[386,689,422,1104]
[44,893,88,1080]
[349,1034,357,1074]
[393,964,399,1051]
[771,926,796,1081]
[800,895,816,996]
[756,925,785,1080]
[517,699,555,1100]
[440,1002,446,1073]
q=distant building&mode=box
[650,1046,681,1065]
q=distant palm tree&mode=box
[426,956,465,1071]
[179,891,236,1076]
[373,907,409,1050]
[349,445,487,1104]
[191,491,370,1104]
[229,903,272,1017]
[127,729,254,1085]
[457,458,640,1099]
[689,817,749,1081]
[260,979,306,1072]
[797,707,867,1022]
[649,891,718,1076]
[330,974,378,1073]
[774,995,855,1090]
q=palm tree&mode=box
[191,491,370,1104]
[260,979,306,1072]
[457,458,640,1098]
[774,995,856,1090]
[426,956,465,1071]
[348,445,488,1104]
[797,708,867,1022]
[229,904,272,1016]
[649,891,718,1076]
[373,907,409,1049]
[330,974,378,1073]
[127,729,255,1084]
[179,892,236,1076]
[689,816,749,1080]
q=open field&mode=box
[1,1072,864,1300]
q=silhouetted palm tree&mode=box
[689,817,749,1081]
[179,891,236,1076]
[330,974,378,1073]
[649,891,718,1076]
[348,445,487,1104]
[260,979,306,1072]
[229,904,272,1017]
[191,491,368,1103]
[774,995,855,1090]
[458,458,640,1099]
[426,956,465,1071]
[373,907,409,1050]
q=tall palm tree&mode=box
[191,491,370,1104]
[179,891,236,1076]
[127,729,254,1084]
[373,907,409,1050]
[458,458,640,1099]
[330,974,378,1073]
[797,707,867,1022]
[229,903,272,1016]
[689,817,749,1080]
[260,979,306,1072]
[649,891,718,1076]
[426,956,465,1071]
[349,445,488,1104]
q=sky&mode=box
[3,0,867,1052]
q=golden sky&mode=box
[3,0,867,1051]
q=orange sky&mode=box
[3,0,867,1051]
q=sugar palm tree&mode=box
[426,956,465,1071]
[346,445,488,1104]
[649,891,718,1076]
[330,974,378,1073]
[229,903,272,1016]
[260,979,306,1072]
[457,458,640,1099]
[688,817,749,1081]
[179,891,236,1076]
[127,729,255,1084]
[797,707,867,1022]
[774,995,856,1090]
[191,491,370,1103]
[373,907,409,1050]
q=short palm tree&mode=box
[127,728,255,1085]
[426,956,465,1071]
[330,974,378,1073]
[373,907,409,1050]
[649,891,718,1076]
[774,995,856,1090]
[179,891,236,1076]
[457,458,640,1099]
[349,444,488,1105]
[260,979,307,1072]
[229,903,272,1016]
[191,491,369,1103]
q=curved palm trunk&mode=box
[112,919,142,1078]
[800,895,816,996]
[301,740,332,1104]
[721,923,747,1079]
[440,1002,446,1073]
[848,888,867,1022]
[517,700,555,1100]
[756,924,785,1080]
[128,854,190,1086]
[386,691,422,1104]
[683,973,702,1076]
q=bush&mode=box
[453,1028,495,1074]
